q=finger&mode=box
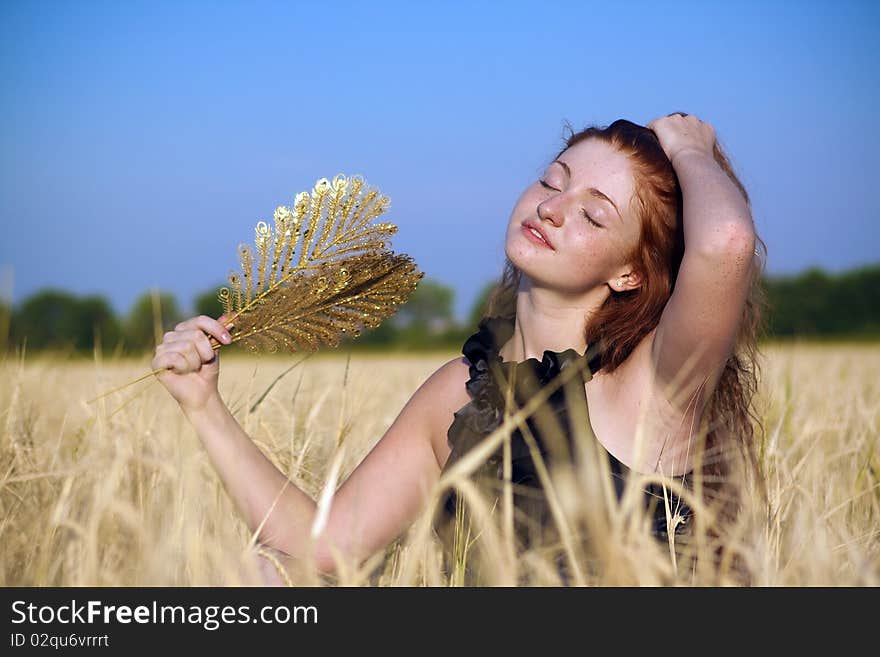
[161,331,216,362]
[169,352,192,375]
[159,341,201,373]
[192,331,217,363]
[153,350,188,374]
[161,330,184,345]
[160,329,204,348]
[174,315,233,345]
[178,342,202,372]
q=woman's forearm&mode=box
[672,149,756,254]
[182,393,320,565]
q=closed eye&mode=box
[539,179,603,228]
[581,209,603,228]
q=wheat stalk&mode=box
[88,173,423,403]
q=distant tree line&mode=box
[761,264,880,338]
[1,263,878,354]
[0,286,227,355]
[0,279,494,355]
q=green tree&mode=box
[354,318,399,346]
[396,278,455,333]
[9,290,121,353]
[193,285,227,320]
[466,280,498,332]
[124,289,183,351]
[834,264,880,335]
[0,298,12,352]
[71,295,121,352]
[761,263,880,338]
[9,289,80,350]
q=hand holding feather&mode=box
[89,174,423,405]
[150,313,233,411]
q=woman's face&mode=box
[505,138,642,295]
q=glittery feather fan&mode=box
[217,173,422,352]
[90,173,423,402]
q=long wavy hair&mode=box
[481,118,769,544]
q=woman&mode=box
[153,113,767,585]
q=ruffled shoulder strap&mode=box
[464,315,603,376]
[445,315,603,459]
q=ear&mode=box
[609,269,642,292]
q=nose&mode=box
[537,198,564,227]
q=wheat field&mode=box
[1,341,878,586]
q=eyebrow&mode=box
[552,159,623,223]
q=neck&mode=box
[498,275,610,363]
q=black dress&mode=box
[431,315,694,584]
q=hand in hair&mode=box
[647,112,716,165]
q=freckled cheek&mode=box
[566,234,615,272]
[569,232,601,257]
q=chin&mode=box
[505,229,548,271]
[505,239,595,294]
[504,242,550,286]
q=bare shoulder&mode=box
[408,356,472,469]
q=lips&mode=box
[521,220,554,250]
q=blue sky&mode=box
[1,0,877,320]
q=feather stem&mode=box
[255,221,271,295]
[296,181,328,269]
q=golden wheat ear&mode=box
[87,173,423,403]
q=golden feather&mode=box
[226,249,422,353]
[216,173,423,353]
[88,173,423,402]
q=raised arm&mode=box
[153,317,468,576]
[646,114,757,411]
